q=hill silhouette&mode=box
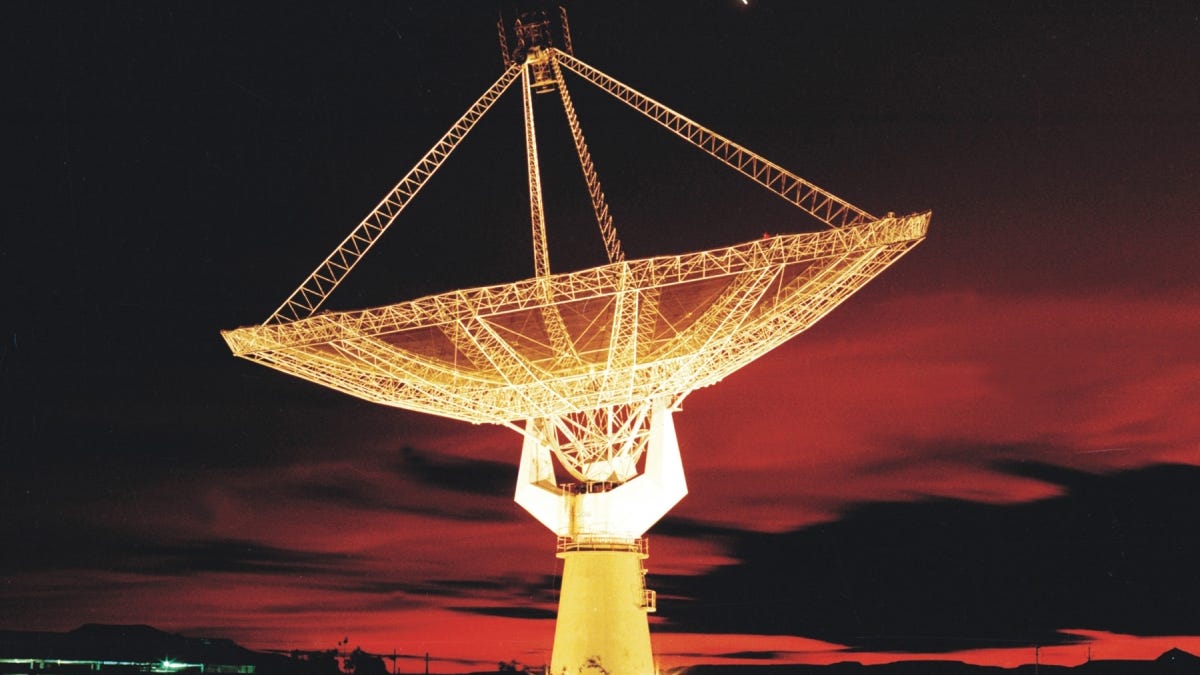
[685,648,1200,675]
[1,625,1197,675]
[681,663,1028,675]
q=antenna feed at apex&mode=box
[498,6,575,93]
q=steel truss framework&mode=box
[224,46,929,483]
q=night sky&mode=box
[4,1,1200,672]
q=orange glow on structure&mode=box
[220,13,929,675]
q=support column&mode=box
[551,540,656,675]
[514,400,684,675]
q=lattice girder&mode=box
[550,53,624,263]
[265,63,523,325]
[552,50,875,230]
[523,65,553,279]
[542,402,654,482]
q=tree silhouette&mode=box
[347,648,388,675]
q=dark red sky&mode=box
[4,1,1199,672]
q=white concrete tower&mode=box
[515,399,687,674]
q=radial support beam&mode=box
[451,317,543,389]
[658,262,781,362]
[553,49,875,229]
[604,264,638,388]
[266,62,523,325]
[448,316,590,450]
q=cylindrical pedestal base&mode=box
[551,543,655,675]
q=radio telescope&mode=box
[222,10,929,675]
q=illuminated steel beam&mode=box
[522,63,580,365]
[265,62,523,325]
[655,263,781,363]
[523,64,553,280]
[604,265,638,386]
[553,49,875,229]
[551,54,624,263]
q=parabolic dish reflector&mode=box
[222,211,928,425]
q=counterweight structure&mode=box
[223,11,929,675]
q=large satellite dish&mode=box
[223,9,929,673]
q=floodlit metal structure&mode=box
[223,9,929,675]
